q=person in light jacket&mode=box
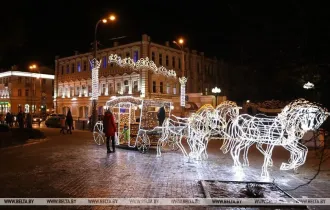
[103,110,117,153]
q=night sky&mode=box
[2,1,329,68]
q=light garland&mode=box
[179,77,187,107]
[105,96,142,107]
[224,98,329,178]
[108,54,177,78]
[90,58,102,100]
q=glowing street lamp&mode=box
[29,64,41,113]
[91,13,117,131]
[212,87,221,106]
[303,81,314,89]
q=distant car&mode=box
[45,114,65,128]
[32,115,42,124]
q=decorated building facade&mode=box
[54,34,219,118]
[0,70,54,114]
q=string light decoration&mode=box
[93,121,105,145]
[157,115,190,157]
[106,96,143,107]
[179,77,187,107]
[89,58,102,100]
[108,54,177,78]
[225,98,329,177]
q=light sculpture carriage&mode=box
[93,96,174,153]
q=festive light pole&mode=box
[211,87,221,106]
[91,14,116,131]
[173,38,186,116]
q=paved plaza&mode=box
[0,126,329,210]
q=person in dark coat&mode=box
[5,112,12,127]
[157,105,166,126]
[103,110,117,153]
[66,109,73,134]
[17,111,24,129]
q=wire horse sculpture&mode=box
[156,115,190,157]
[225,98,329,177]
[187,104,218,160]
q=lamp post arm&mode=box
[94,20,102,58]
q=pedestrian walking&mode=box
[17,111,24,129]
[103,110,117,153]
[66,109,73,134]
[60,116,66,134]
[26,113,32,129]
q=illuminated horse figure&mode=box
[212,101,242,153]
[156,115,190,157]
[227,98,329,177]
[187,104,218,160]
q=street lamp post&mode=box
[303,81,315,101]
[173,38,186,116]
[212,87,221,106]
[29,64,40,113]
[91,14,116,131]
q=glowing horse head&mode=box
[278,98,329,139]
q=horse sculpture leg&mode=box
[230,140,242,167]
[281,143,308,171]
[256,143,273,167]
[243,141,254,166]
[256,144,274,177]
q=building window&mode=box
[133,80,138,92]
[133,50,138,62]
[172,56,175,68]
[90,62,92,70]
[83,61,87,71]
[151,52,155,62]
[173,84,176,94]
[18,89,22,96]
[166,55,169,66]
[24,104,29,113]
[152,81,156,93]
[124,80,129,94]
[25,89,29,97]
[166,83,170,94]
[71,63,75,73]
[25,77,29,84]
[42,79,46,85]
[77,62,81,72]
[178,58,181,69]
[197,62,200,73]
[61,66,64,74]
[159,54,163,65]
[66,65,69,74]
[117,83,121,94]
[126,52,130,58]
[102,56,107,68]
[109,83,113,94]
[102,83,106,95]
[160,82,163,93]
[18,77,22,83]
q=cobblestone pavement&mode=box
[0,127,329,210]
